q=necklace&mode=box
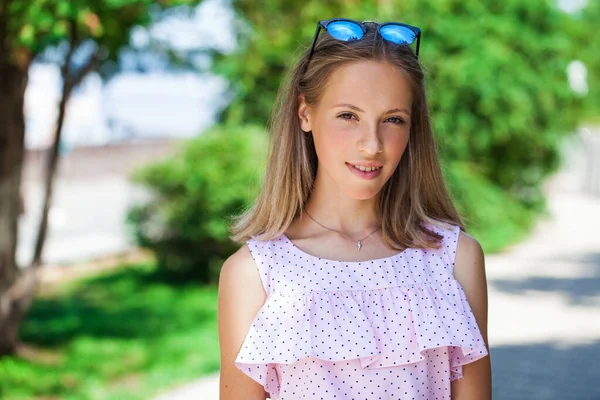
[304,210,381,251]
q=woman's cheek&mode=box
[384,128,410,150]
[319,122,352,147]
[332,120,362,142]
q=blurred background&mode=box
[0,0,598,399]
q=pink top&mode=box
[235,221,488,400]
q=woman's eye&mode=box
[337,112,357,121]
[386,116,406,125]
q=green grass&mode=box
[0,262,220,400]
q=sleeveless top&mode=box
[234,221,489,400]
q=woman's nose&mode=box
[358,124,383,154]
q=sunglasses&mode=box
[307,18,422,66]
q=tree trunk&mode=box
[31,35,99,267]
[0,58,35,356]
[31,72,73,267]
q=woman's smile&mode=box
[346,162,383,180]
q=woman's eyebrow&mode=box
[334,103,411,116]
[384,108,411,116]
[334,103,364,112]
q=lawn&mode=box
[0,262,220,400]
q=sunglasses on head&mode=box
[306,18,422,67]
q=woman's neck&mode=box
[303,191,381,236]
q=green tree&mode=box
[216,0,354,125]
[578,0,600,120]
[215,0,586,241]
[0,0,202,357]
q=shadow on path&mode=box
[491,340,600,400]
[490,252,600,306]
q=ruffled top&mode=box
[235,221,488,400]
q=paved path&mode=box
[153,373,220,400]
[17,140,174,267]
[152,163,600,398]
[17,177,139,266]
[486,189,600,400]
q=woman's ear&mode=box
[297,94,312,133]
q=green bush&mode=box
[127,124,267,284]
[444,162,538,252]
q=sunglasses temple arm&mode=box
[307,25,322,62]
[415,34,421,57]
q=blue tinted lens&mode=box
[326,21,364,42]
[379,25,416,44]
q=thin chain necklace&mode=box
[304,209,381,251]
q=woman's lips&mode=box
[346,162,382,180]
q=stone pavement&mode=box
[153,373,220,400]
[486,190,600,400]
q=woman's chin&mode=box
[343,185,385,201]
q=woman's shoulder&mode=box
[221,244,254,275]
[219,244,268,299]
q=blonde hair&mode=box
[230,24,465,250]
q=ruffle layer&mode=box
[234,279,488,394]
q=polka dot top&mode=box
[235,220,489,400]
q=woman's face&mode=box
[298,60,412,200]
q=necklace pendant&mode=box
[357,240,362,250]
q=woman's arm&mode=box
[451,231,492,400]
[218,244,269,400]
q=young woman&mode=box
[218,18,492,400]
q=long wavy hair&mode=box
[229,23,465,250]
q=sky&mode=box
[557,0,588,13]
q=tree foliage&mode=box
[576,0,600,120]
[5,0,203,72]
[211,0,590,237]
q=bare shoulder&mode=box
[219,243,265,292]
[218,243,267,336]
[453,230,489,343]
[453,230,485,281]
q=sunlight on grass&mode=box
[0,262,220,400]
